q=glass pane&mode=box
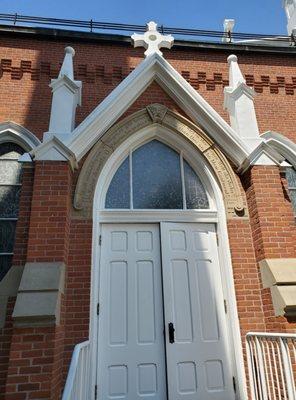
[184,160,209,209]
[289,189,296,214]
[0,143,23,281]
[105,157,130,209]
[132,140,183,209]
[0,255,13,281]
[0,143,24,159]
[286,167,296,188]
[0,220,17,253]
[0,186,21,218]
[0,160,22,184]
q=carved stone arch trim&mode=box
[73,104,247,219]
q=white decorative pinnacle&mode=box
[131,21,174,57]
[227,54,246,87]
[59,46,76,80]
[46,46,82,139]
[224,54,261,151]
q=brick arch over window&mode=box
[73,104,247,219]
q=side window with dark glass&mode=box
[0,143,24,280]
[286,167,296,215]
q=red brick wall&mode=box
[62,220,92,382]
[5,326,59,400]
[243,166,296,332]
[122,81,185,118]
[5,161,72,399]
[26,162,72,263]
[0,34,295,142]
[0,298,15,400]
[0,164,34,398]
[1,31,296,399]
[12,165,34,267]
[227,219,266,336]
[243,166,296,261]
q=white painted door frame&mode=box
[89,127,248,400]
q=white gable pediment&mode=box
[63,53,249,167]
[262,131,296,167]
[239,141,285,173]
[33,136,77,170]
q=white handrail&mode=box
[246,332,296,400]
[62,340,90,400]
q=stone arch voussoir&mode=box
[73,104,247,219]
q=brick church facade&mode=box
[1,4,296,400]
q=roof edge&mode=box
[0,24,296,55]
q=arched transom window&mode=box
[105,140,209,210]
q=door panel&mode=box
[161,222,235,400]
[98,224,167,400]
[98,222,235,400]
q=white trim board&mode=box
[98,210,218,224]
[262,131,296,167]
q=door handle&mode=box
[168,322,175,343]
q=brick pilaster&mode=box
[0,163,34,399]
[6,161,72,400]
[243,165,296,332]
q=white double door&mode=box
[97,223,235,400]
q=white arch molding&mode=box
[262,131,296,167]
[73,106,247,219]
[0,121,40,151]
[88,125,248,400]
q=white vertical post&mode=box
[255,337,269,400]
[247,333,296,400]
[280,338,296,400]
[246,336,258,399]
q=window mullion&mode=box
[180,152,187,210]
[130,150,133,210]
[0,184,22,187]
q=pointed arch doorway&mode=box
[91,127,243,400]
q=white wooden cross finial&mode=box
[131,21,174,57]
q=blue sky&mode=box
[0,0,288,35]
